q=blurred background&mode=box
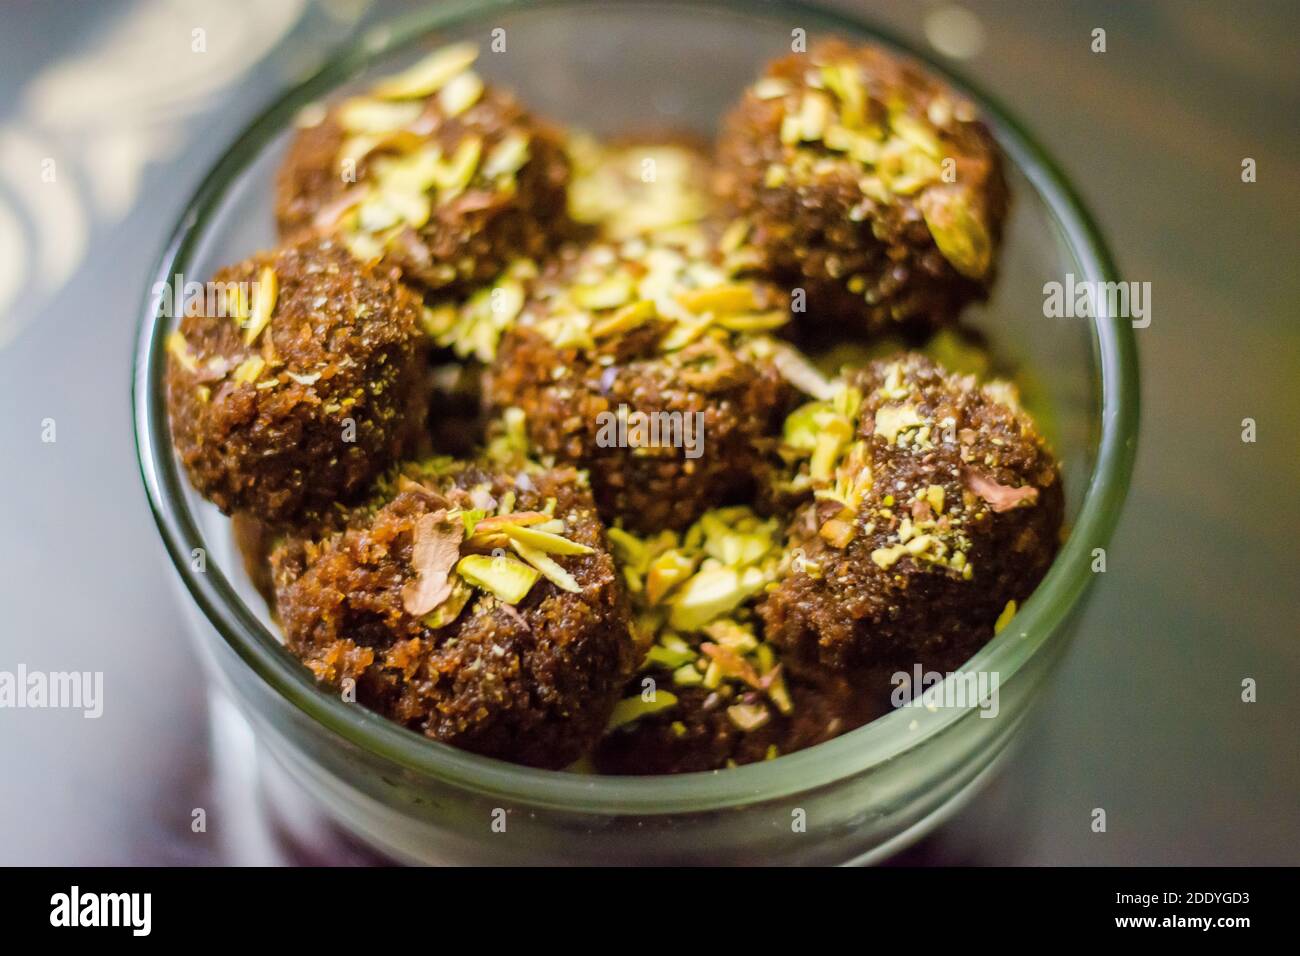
[0,0,1296,864]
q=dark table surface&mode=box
[1,0,1296,865]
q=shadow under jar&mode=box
[134,0,1137,865]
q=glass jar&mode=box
[133,0,1138,865]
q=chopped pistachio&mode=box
[502,523,593,556]
[889,111,943,158]
[571,273,635,310]
[607,690,678,731]
[438,69,483,117]
[231,355,266,384]
[356,193,402,233]
[481,131,531,180]
[797,91,832,141]
[726,702,771,732]
[646,548,696,605]
[456,553,540,604]
[337,97,423,134]
[873,403,924,443]
[421,576,473,630]
[379,186,431,229]
[242,266,278,346]
[371,42,479,99]
[994,599,1018,635]
[871,544,908,570]
[166,331,197,373]
[809,412,854,480]
[508,538,581,593]
[675,283,757,315]
[672,665,704,686]
[919,186,993,279]
[669,565,763,631]
[702,619,758,653]
[591,299,656,338]
[821,62,866,128]
[646,642,695,670]
[432,135,483,198]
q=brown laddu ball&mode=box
[275,42,572,293]
[269,460,635,770]
[714,39,1007,335]
[758,353,1062,672]
[483,229,799,533]
[165,236,425,526]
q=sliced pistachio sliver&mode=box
[779,114,802,146]
[591,299,656,338]
[231,355,265,384]
[456,553,539,605]
[438,70,484,118]
[890,111,943,158]
[782,400,826,450]
[432,135,483,198]
[380,187,432,229]
[481,131,531,180]
[371,42,479,100]
[821,62,866,128]
[994,599,1018,635]
[672,665,704,686]
[502,523,593,556]
[421,575,473,629]
[645,549,696,605]
[356,194,403,233]
[606,526,648,568]
[509,538,581,593]
[571,273,635,311]
[675,283,758,316]
[376,144,444,194]
[606,691,678,731]
[242,266,278,346]
[711,310,789,333]
[727,702,771,732]
[536,312,595,350]
[337,97,423,134]
[422,302,457,339]
[798,91,832,142]
[918,186,993,279]
[342,230,386,263]
[718,219,750,254]
[667,565,762,632]
[657,315,712,352]
[166,331,197,373]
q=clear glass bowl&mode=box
[133,0,1138,864]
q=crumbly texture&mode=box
[270,462,635,769]
[165,237,425,525]
[275,72,571,293]
[759,353,1062,672]
[484,235,797,532]
[714,39,1007,335]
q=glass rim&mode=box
[132,0,1139,814]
